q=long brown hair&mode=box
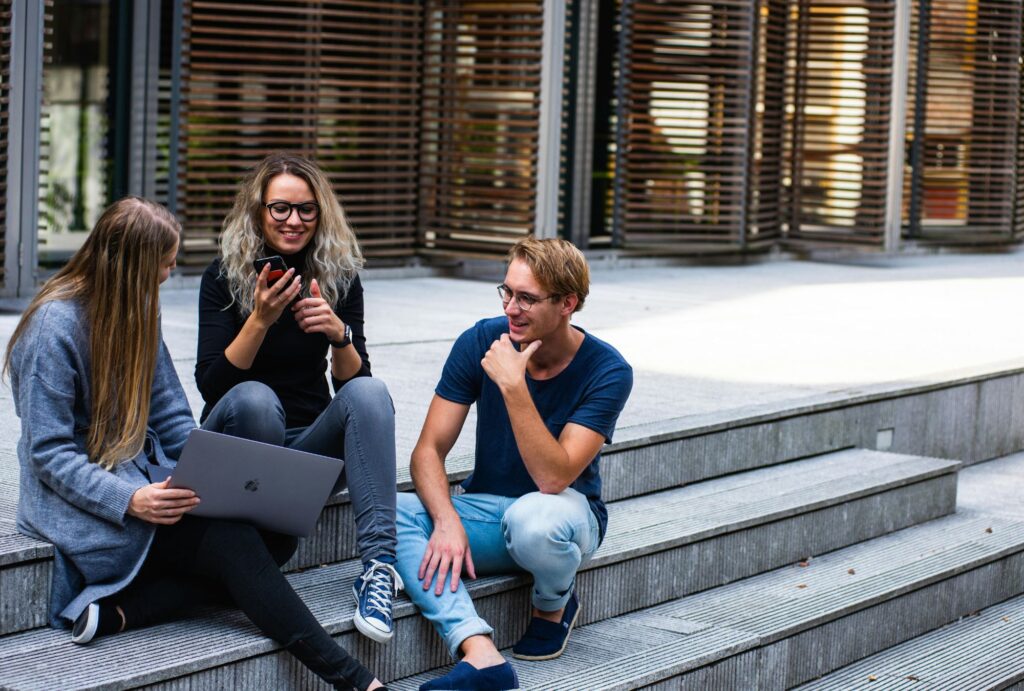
[5,196,180,470]
[219,152,363,315]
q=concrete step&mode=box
[0,449,957,689]
[393,512,1024,690]
[0,441,955,637]
[796,591,1024,690]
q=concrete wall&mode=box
[601,368,1024,502]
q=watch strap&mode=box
[329,323,352,349]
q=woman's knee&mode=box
[213,382,286,443]
[335,377,394,421]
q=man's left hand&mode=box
[481,334,540,392]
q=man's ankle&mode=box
[531,606,564,624]
[459,635,506,668]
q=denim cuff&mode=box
[445,616,494,659]
[533,582,575,614]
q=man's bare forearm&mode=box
[410,448,461,525]
[501,382,575,493]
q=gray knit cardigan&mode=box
[10,298,196,626]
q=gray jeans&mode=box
[202,377,397,563]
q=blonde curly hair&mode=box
[218,152,363,314]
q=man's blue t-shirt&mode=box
[435,316,633,541]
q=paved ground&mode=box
[960,451,1024,520]
[2,249,1024,481]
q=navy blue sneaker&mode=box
[352,559,403,643]
[511,590,580,661]
[419,661,519,690]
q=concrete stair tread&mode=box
[0,532,50,566]
[0,449,957,633]
[595,449,955,562]
[796,591,1024,690]
[0,449,957,688]
[0,449,952,570]
[392,512,1024,690]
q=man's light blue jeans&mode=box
[395,488,600,658]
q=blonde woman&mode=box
[7,197,388,691]
[195,152,401,643]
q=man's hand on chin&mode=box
[482,334,541,391]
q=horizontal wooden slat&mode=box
[784,0,895,244]
[416,0,543,256]
[614,0,758,250]
[180,0,422,263]
[904,0,1023,243]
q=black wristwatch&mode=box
[330,323,352,349]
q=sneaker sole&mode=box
[511,602,581,661]
[71,603,100,645]
[351,584,394,644]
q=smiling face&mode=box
[262,172,318,255]
[502,258,570,344]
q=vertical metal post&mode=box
[905,0,930,238]
[567,0,599,249]
[737,0,761,250]
[610,0,632,248]
[129,0,161,199]
[534,0,567,239]
[168,0,184,217]
[883,0,912,253]
[6,0,44,297]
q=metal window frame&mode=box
[5,0,44,298]
[883,0,911,253]
[535,0,567,240]
[129,0,162,199]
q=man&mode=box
[395,238,633,691]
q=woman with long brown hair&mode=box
[196,152,401,643]
[7,196,388,690]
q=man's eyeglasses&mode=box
[497,284,560,312]
[265,201,320,223]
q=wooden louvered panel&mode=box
[417,1,543,258]
[905,0,1022,242]
[614,0,758,251]
[180,1,422,266]
[0,1,10,286]
[750,0,788,242]
[785,0,895,245]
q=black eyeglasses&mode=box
[265,201,320,222]
[497,284,559,312]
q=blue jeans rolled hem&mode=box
[445,617,494,659]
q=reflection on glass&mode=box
[39,0,112,264]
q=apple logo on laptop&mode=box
[244,479,260,492]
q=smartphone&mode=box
[253,255,287,285]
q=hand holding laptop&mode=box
[155,429,344,537]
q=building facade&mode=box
[2,0,1023,295]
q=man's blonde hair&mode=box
[507,237,590,313]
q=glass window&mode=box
[38,0,116,265]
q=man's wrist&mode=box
[499,377,529,399]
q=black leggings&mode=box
[110,516,374,691]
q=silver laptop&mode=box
[158,429,344,537]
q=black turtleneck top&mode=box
[195,246,371,428]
